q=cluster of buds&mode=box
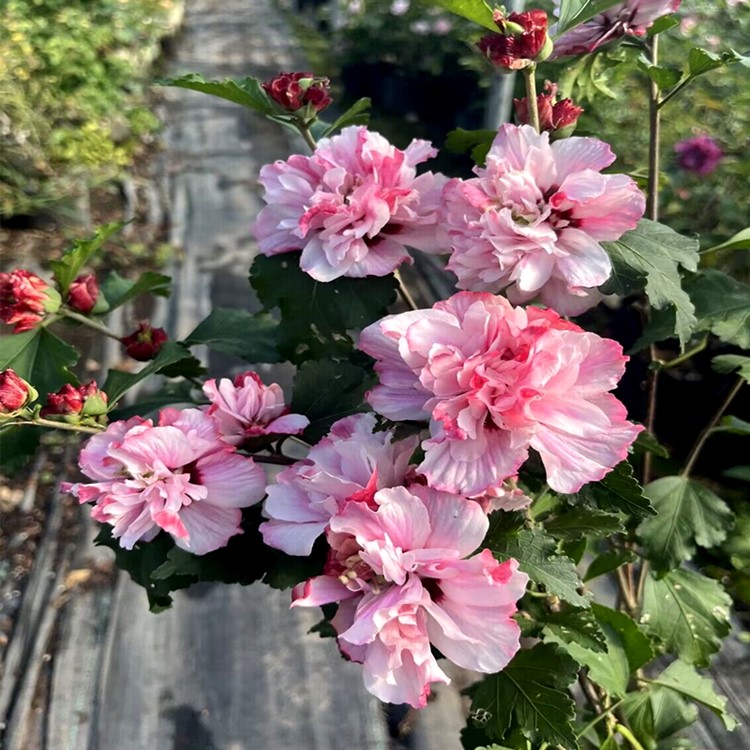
[0,369,38,419]
[40,382,108,424]
[262,72,332,118]
[477,9,552,71]
[0,269,103,333]
[120,321,168,361]
[0,270,61,333]
[514,81,583,137]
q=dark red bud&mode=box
[120,322,168,361]
[262,72,332,113]
[478,9,550,70]
[67,274,99,314]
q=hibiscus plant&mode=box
[1,1,749,748]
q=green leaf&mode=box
[540,606,607,652]
[320,97,371,137]
[548,604,652,698]
[638,56,682,89]
[107,380,196,421]
[544,508,624,540]
[601,220,699,348]
[99,270,171,310]
[702,227,750,256]
[250,254,398,363]
[429,0,497,32]
[556,0,625,36]
[583,549,637,582]
[713,415,750,435]
[468,644,579,749]
[647,15,680,36]
[0,328,78,397]
[712,354,750,383]
[640,568,732,666]
[638,476,733,572]
[724,465,750,482]
[623,687,698,746]
[50,222,124,295]
[291,360,372,443]
[634,430,670,458]
[687,47,750,78]
[103,342,194,407]
[157,73,275,114]
[687,270,750,349]
[184,308,281,363]
[486,527,590,607]
[444,128,497,166]
[574,461,655,518]
[647,660,737,731]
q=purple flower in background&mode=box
[674,135,724,175]
[552,0,682,58]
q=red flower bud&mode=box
[0,368,37,415]
[0,270,61,333]
[41,383,84,417]
[514,82,583,137]
[120,321,168,361]
[478,9,551,71]
[40,381,108,421]
[67,274,99,314]
[262,72,332,114]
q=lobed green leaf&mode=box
[320,97,371,138]
[555,0,626,36]
[184,308,282,363]
[712,354,750,383]
[467,644,579,749]
[99,270,171,310]
[647,660,737,731]
[250,254,397,363]
[157,73,275,114]
[486,527,591,607]
[640,568,732,666]
[291,359,373,443]
[0,328,78,398]
[50,222,124,295]
[103,341,195,407]
[601,219,699,349]
[638,476,733,572]
[428,0,497,32]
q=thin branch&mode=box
[395,270,419,311]
[575,699,624,739]
[13,418,104,435]
[298,123,318,152]
[522,66,540,132]
[681,376,745,477]
[615,723,647,750]
[60,308,122,341]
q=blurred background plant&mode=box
[0,0,182,222]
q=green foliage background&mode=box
[0,0,181,217]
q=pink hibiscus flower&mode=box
[292,485,528,708]
[253,125,447,281]
[359,292,642,496]
[440,124,644,315]
[203,370,309,446]
[552,0,682,58]
[64,408,266,554]
[260,413,419,555]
